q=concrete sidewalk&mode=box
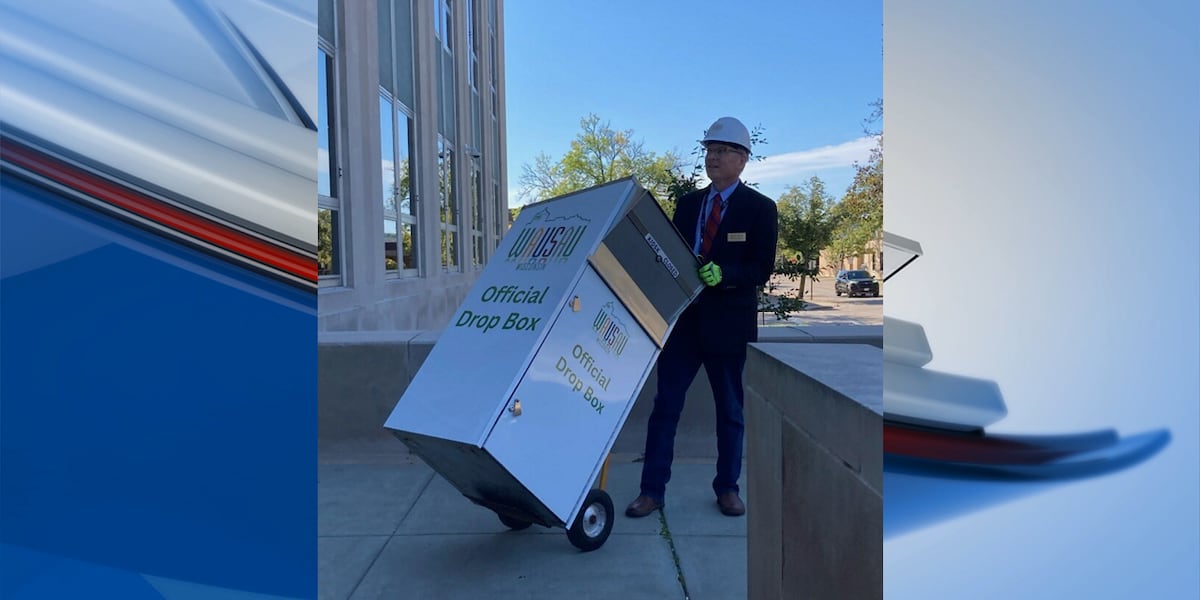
[319,441,746,600]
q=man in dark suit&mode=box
[626,117,778,518]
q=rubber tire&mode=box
[567,489,614,552]
[497,513,532,530]
[835,289,842,296]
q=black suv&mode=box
[835,270,879,297]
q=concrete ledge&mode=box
[318,330,435,441]
[745,343,882,600]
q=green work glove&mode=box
[698,262,723,287]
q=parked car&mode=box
[835,269,880,297]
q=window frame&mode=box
[381,91,420,279]
[379,0,419,280]
[469,155,484,268]
[438,135,460,272]
[317,41,344,287]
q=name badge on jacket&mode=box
[727,232,747,242]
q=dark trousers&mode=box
[638,335,747,501]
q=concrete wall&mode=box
[319,330,436,443]
[744,343,882,600]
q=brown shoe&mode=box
[717,492,745,516]
[624,495,663,518]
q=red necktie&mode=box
[701,193,722,257]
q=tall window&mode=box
[495,180,505,237]
[468,0,481,154]
[318,44,342,284]
[435,0,460,271]
[381,95,417,275]
[435,0,456,142]
[470,157,484,267]
[397,118,416,272]
[491,117,502,244]
[466,0,484,268]
[467,0,478,89]
[380,0,418,277]
[438,137,458,270]
[489,0,504,243]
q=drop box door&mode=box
[482,266,657,524]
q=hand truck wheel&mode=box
[566,488,613,552]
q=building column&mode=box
[337,0,385,291]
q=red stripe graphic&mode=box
[884,423,1119,465]
[2,141,316,282]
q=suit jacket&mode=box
[669,181,778,355]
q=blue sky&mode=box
[503,1,882,206]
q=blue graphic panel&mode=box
[1,177,316,598]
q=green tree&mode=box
[318,209,334,274]
[776,176,837,299]
[830,99,883,270]
[518,114,680,204]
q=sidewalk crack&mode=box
[392,471,436,535]
[344,470,436,600]
[658,509,691,600]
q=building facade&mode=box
[820,237,883,279]
[318,0,508,331]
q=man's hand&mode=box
[699,262,723,287]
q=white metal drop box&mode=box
[385,178,702,550]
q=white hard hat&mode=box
[702,116,751,154]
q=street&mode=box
[760,272,883,326]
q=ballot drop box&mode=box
[385,178,702,551]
